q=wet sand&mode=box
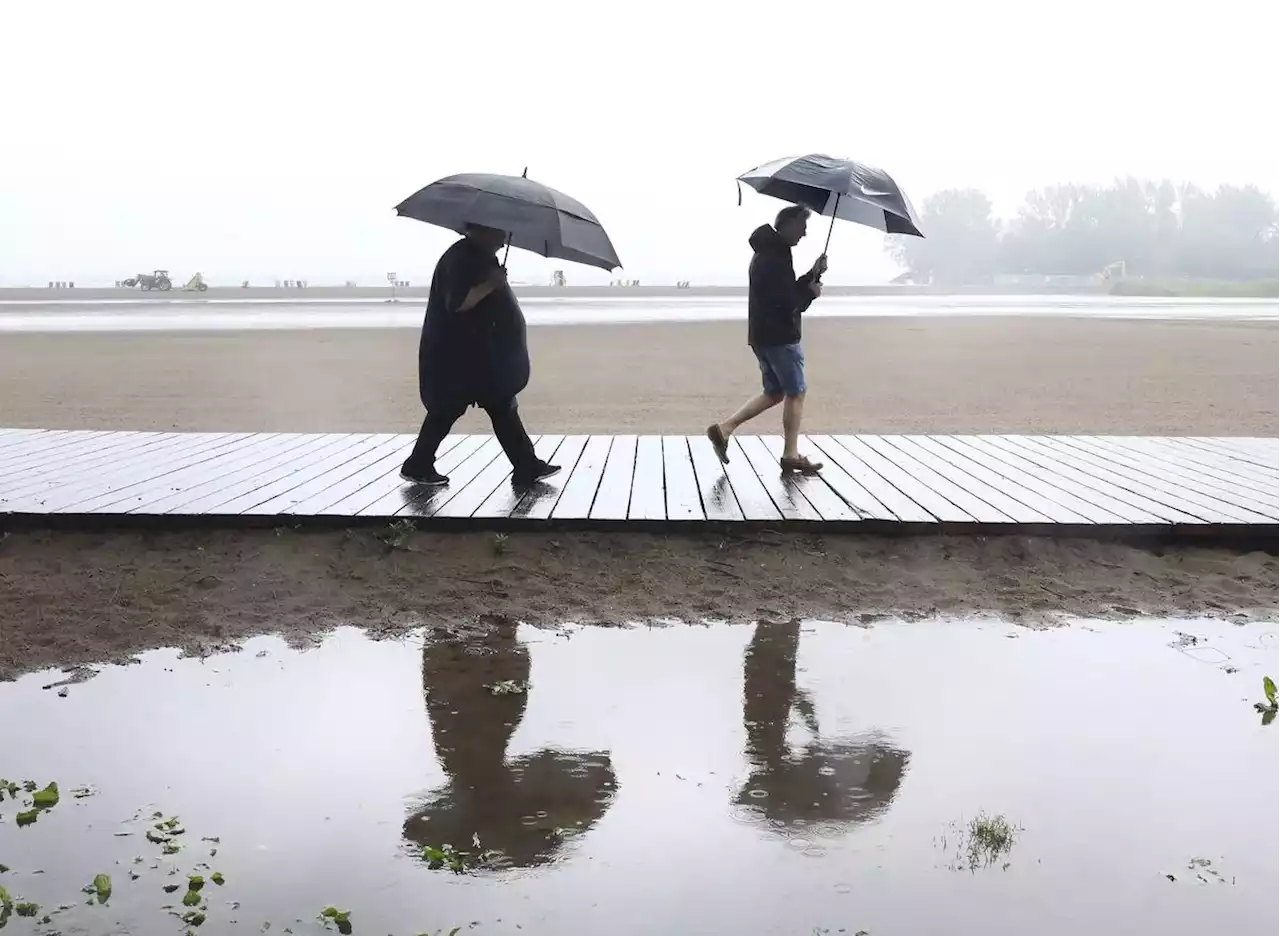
[1,528,1275,680]
[0,316,1275,435]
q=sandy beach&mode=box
[0,316,1275,435]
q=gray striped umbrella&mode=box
[738,153,925,253]
[395,170,622,271]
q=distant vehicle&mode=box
[183,273,209,292]
[122,270,172,291]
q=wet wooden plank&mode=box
[861,434,1015,524]
[549,435,613,520]
[282,436,412,514]
[590,434,636,521]
[309,434,459,515]
[925,436,1115,523]
[786,436,895,521]
[687,435,744,521]
[1092,437,1278,500]
[1179,436,1278,469]
[627,436,666,521]
[0,430,141,478]
[1147,438,1278,487]
[735,435,820,521]
[469,436,562,519]
[194,434,381,515]
[1000,435,1218,524]
[0,429,49,453]
[1104,437,1277,491]
[980,436,1190,524]
[879,436,1051,524]
[955,436,1164,524]
[33,433,255,513]
[1064,436,1276,516]
[143,433,357,514]
[662,436,703,521]
[806,435,934,522]
[0,430,87,469]
[1006,436,1224,524]
[245,435,406,515]
[432,436,543,519]
[757,435,861,521]
[355,435,484,517]
[0,432,174,494]
[12,433,251,513]
[829,436,973,522]
[82,433,294,513]
[1044,437,1277,523]
[396,438,503,518]
[518,434,588,520]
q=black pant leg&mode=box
[403,402,467,472]
[483,397,538,473]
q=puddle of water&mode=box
[2,617,1276,935]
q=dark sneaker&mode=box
[400,465,449,486]
[706,424,731,464]
[512,462,561,486]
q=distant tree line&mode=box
[886,179,1279,285]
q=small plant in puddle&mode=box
[1254,676,1278,725]
[491,532,510,556]
[182,909,207,927]
[486,679,530,696]
[421,835,501,873]
[15,808,40,827]
[965,813,1019,870]
[376,519,417,550]
[30,781,60,809]
[83,873,111,904]
[320,906,354,934]
[15,902,39,917]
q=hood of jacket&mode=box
[748,223,790,255]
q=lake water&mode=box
[2,617,1276,935]
[0,295,1275,332]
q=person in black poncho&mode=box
[400,224,560,487]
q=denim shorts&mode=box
[753,343,806,397]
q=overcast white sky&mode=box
[1,0,1276,287]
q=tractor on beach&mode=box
[121,270,173,291]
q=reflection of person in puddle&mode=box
[736,619,910,829]
[403,615,617,869]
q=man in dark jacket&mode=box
[400,224,560,487]
[706,205,827,473]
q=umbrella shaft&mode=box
[822,194,840,255]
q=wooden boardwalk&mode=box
[0,428,1275,539]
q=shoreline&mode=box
[1,528,1274,681]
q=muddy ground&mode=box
[1,528,1275,680]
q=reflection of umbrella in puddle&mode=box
[733,619,909,834]
[403,618,617,868]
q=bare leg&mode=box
[781,392,805,459]
[719,393,783,438]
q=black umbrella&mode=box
[395,170,622,271]
[738,153,925,258]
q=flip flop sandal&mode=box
[706,425,731,464]
[780,455,823,475]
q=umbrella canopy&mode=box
[395,172,622,271]
[738,153,924,238]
